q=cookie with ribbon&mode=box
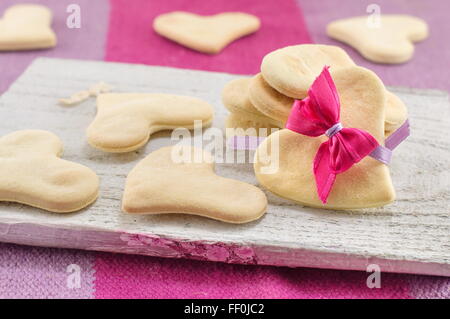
[254,66,398,209]
[259,44,407,133]
[0,4,56,51]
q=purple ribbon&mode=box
[385,119,410,150]
[228,119,410,166]
[369,119,410,164]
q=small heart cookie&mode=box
[327,15,428,64]
[254,67,395,210]
[122,145,267,223]
[248,73,294,123]
[261,44,356,99]
[87,93,214,153]
[0,130,99,213]
[0,4,56,51]
[153,11,260,54]
[222,78,282,138]
[222,78,283,131]
[222,78,264,117]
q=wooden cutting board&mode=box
[0,57,448,276]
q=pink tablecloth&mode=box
[0,0,449,299]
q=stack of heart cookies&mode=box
[247,44,411,210]
[221,77,283,137]
[222,44,408,137]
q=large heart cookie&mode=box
[222,78,283,134]
[153,11,260,54]
[254,67,395,210]
[87,93,214,153]
[0,4,56,51]
[123,145,267,223]
[327,15,428,64]
[0,130,99,213]
[261,44,356,99]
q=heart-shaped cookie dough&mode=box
[327,15,428,64]
[0,4,56,51]
[87,93,214,153]
[248,73,294,123]
[222,78,283,133]
[0,130,99,213]
[261,44,356,99]
[153,11,260,54]
[122,145,267,223]
[254,66,395,210]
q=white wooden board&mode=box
[0,58,449,276]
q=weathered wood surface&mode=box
[0,58,448,276]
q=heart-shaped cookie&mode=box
[385,91,408,134]
[0,4,56,51]
[327,15,428,64]
[261,44,356,99]
[248,73,294,123]
[0,130,99,213]
[259,44,407,132]
[225,113,281,138]
[153,11,260,54]
[222,78,283,134]
[87,93,214,153]
[254,66,395,209]
[122,145,267,223]
[249,72,407,134]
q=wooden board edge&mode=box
[1,221,448,277]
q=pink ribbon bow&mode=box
[285,67,379,204]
